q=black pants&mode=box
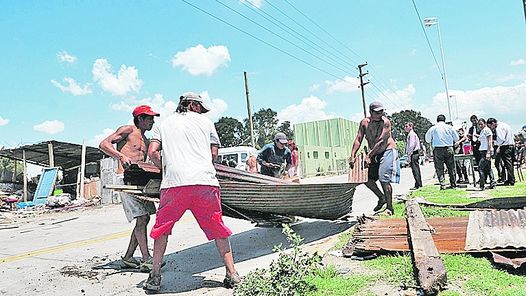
[499,145,516,184]
[478,151,495,189]
[410,152,422,188]
[433,147,456,187]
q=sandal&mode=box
[223,272,242,288]
[143,272,161,291]
[121,257,140,269]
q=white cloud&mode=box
[111,92,228,122]
[0,116,9,126]
[278,96,334,124]
[309,83,321,92]
[240,0,263,8]
[171,44,231,76]
[324,76,360,93]
[420,81,526,129]
[33,120,65,134]
[56,51,77,63]
[409,49,417,56]
[87,128,115,147]
[51,77,92,96]
[510,59,526,66]
[372,84,416,113]
[92,58,143,96]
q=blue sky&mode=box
[1,0,525,148]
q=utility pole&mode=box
[358,63,369,118]
[243,71,255,148]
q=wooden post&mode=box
[12,159,17,182]
[244,71,255,148]
[406,199,447,295]
[48,142,54,167]
[78,142,86,199]
[23,150,27,202]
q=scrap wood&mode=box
[406,199,447,295]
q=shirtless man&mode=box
[349,101,399,215]
[99,105,159,271]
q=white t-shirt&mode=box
[151,111,221,189]
[479,126,493,151]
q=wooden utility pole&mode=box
[22,150,27,202]
[48,142,54,167]
[358,63,369,118]
[244,71,255,148]
[78,142,86,199]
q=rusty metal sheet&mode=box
[465,209,526,251]
[348,153,368,184]
[343,217,469,256]
[491,252,526,269]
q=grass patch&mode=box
[306,266,378,296]
[443,254,526,296]
[489,180,526,198]
[409,185,469,200]
[364,255,416,287]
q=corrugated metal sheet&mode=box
[344,217,469,256]
[465,209,526,251]
[348,153,368,184]
[221,181,356,220]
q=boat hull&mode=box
[220,181,356,220]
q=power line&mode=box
[279,0,405,109]
[410,0,444,79]
[214,0,353,76]
[180,0,344,79]
[239,0,358,75]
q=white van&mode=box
[217,146,258,171]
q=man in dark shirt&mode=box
[257,132,292,178]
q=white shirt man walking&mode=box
[425,114,459,190]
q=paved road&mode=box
[0,163,436,295]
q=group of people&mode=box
[348,100,524,217]
[98,94,523,290]
[99,93,240,291]
[425,114,518,191]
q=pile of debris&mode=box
[343,198,526,295]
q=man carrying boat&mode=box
[145,92,240,291]
[257,132,293,178]
[99,105,159,271]
[349,101,400,215]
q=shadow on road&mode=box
[96,219,353,293]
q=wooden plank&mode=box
[406,200,447,295]
[104,184,144,190]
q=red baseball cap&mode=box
[132,105,160,117]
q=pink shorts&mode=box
[150,185,232,241]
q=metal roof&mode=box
[465,209,526,251]
[0,140,104,170]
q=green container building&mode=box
[293,118,360,177]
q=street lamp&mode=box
[424,17,452,121]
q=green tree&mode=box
[277,120,294,140]
[252,108,279,148]
[214,117,244,147]
[389,110,433,144]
